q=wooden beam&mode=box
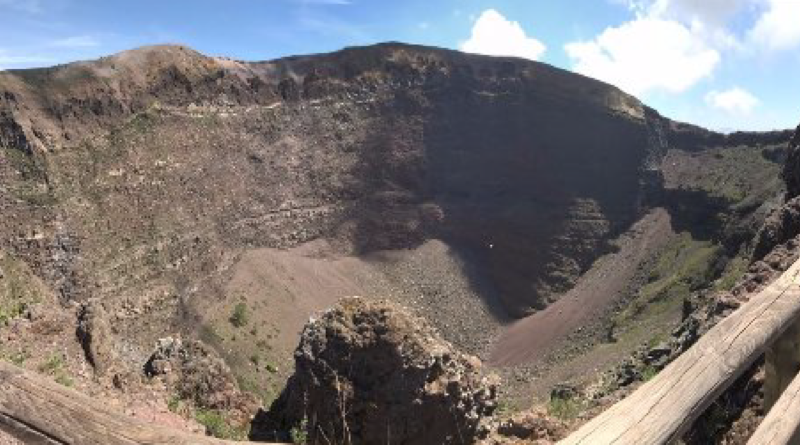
[0,361,285,445]
[559,259,800,445]
[764,318,800,410]
[748,366,800,445]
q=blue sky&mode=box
[1,0,798,131]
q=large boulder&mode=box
[257,297,498,444]
[144,337,257,424]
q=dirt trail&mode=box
[489,208,673,367]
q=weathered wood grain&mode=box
[748,365,800,445]
[764,318,800,410]
[0,361,285,445]
[559,259,800,445]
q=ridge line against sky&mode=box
[0,0,798,131]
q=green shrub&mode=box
[8,350,29,365]
[0,301,28,326]
[39,353,73,387]
[548,394,582,420]
[230,302,250,328]
[39,353,65,374]
[194,409,248,440]
[55,373,74,387]
[641,365,659,382]
[290,417,309,444]
[167,395,181,413]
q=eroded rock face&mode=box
[0,43,695,321]
[782,124,800,199]
[259,297,498,444]
[752,197,800,260]
[145,337,257,423]
[754,125,800,259]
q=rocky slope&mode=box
[529,123,800,445]
[0,43,793,440]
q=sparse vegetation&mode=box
[0,349,29,366]
[641,365,659,382]
[713,254,750,292]
[0,301,27,326]
[9,350,29,365]
[230,302,250,328]
[38,353,73,387]
[547,393,582,421]
[614,233,721,331]
[494,399,515,416]
[194,408,248,440]
[199,324,223,345]
[38,353,66,375]
[55,373,74,387]
[167,395,181,413]
[290,416,309,445]
[236,374,275,406]
[0,252,43,327]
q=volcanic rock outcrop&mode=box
[145,337,258,424]
[754,124,800,259]
[256,297,498,444]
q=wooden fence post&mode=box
[765,319,800,411]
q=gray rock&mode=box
[257,297,498,444]
[144,336,257,422]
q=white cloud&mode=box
[650,0,748,24]
[51,36,100,48]
[460,9,546,61]
[748,0,800,51]
[564,17,719,95]
[705,87,760,114]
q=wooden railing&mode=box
[560,259,800,445]
[0,360,285,444]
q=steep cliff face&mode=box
[0,43,665,319]
[781,124,800,199]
